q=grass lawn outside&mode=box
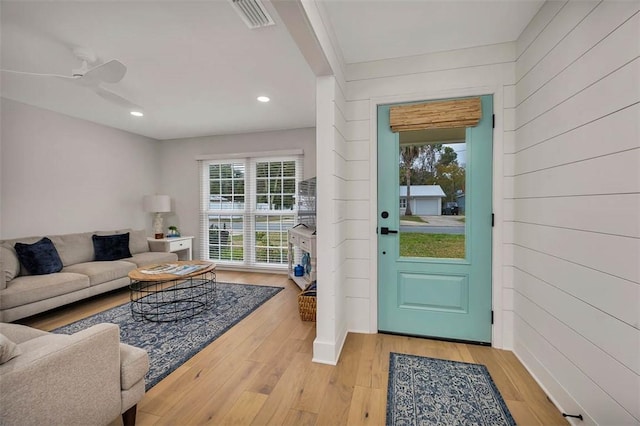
[209,232,290,263]
[400,233,465,258]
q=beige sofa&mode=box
[0,322,149,426]
[0,229,178,322]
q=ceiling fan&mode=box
[1,47,143,113]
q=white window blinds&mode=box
[199,154,302,269]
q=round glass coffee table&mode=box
[128,260,216,322]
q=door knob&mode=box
[380,227,398,235]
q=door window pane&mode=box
[398,134,466,259]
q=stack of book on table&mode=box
[140,264,207,276]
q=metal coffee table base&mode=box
[129,271,216,322]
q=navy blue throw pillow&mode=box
[92,233,132,261]
[14,237,63,275]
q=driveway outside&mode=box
[399,215,465,235]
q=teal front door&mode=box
[377,95,493,343]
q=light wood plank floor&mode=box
[19,271,568,426]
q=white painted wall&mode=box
[157,127,316,260]
[510,2,640,424]
[0,98,160,239]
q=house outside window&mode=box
[200,155,301,269]
[400,198,407,209]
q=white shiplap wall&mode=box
[344,95,373,331]
[313,75,350,364]
[342,43,513,347]
[302,0,351,365]
[510,1,640,424]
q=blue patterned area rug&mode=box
[387,352,516,426]
[54,282,283,390]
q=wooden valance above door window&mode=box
[389,97,482,132]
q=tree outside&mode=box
[399,143,466,208]
[399,145,421,215]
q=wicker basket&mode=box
[298,284,317,322]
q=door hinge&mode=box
[491,310,494,324]
[491,213,495,227]
[492,114,495,128]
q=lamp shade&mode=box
[143,195,171,213]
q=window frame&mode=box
[199,154,302,269]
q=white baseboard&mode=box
[513,341,594,425]
[312,326,348,365]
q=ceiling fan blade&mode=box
[0,68,78,80]
[83,60,127,84]
[95,86,141,111]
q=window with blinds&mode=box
[200,155,301,269]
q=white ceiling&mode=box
[323,0,545,64]
[1,0,544,141]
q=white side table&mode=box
[147,236,194,261]
[287,227,316,290]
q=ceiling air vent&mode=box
[229,0,275,29]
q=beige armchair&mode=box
[0,322,149,426]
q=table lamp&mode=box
[143,195,171,239]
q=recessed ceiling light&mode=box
[130,111,144,117]
[257,96,270,103]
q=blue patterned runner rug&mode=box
[387,352,516,426]
[54,282,283,390]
